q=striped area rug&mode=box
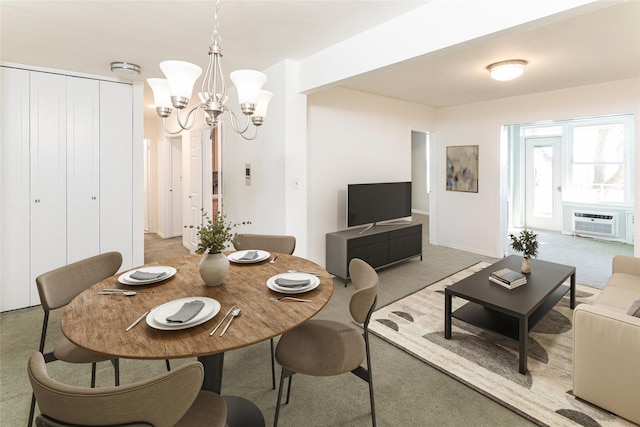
[369,262,634,427]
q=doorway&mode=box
[166,136,183,237]
[524,136,562,230]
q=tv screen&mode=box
[347,182,412,227]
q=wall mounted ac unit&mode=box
[572,210,618,239]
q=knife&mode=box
[125,309,151,332]
[210,305,235,336]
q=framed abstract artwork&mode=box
[446,145,478,193]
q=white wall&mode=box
[434,77,640,258]
[222,60,309,254]
[307,87,436,264]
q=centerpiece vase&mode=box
[521,257,531,274]
[199,252,229,287]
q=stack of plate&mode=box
[228,250,271,264]
[146,297,220,330]
[267,272,320,294]
[118,266,177,286]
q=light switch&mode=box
[245,163,251,186]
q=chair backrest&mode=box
[36,252,122,311]
[233,233,296,255]
[348,258,379,325]
[28,352,202,427]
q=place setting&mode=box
[266,271,320,295]
[227,249,271,264]
[141,297,221,331]
[117,265,177,286]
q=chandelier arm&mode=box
[161,117,190,135]
[238,127,259,141]
[175,104,204,131]
[226,108,252,135]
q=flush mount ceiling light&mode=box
[110,62,141,76]
[147,0,272,140]
[487,59,528,81]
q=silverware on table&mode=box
[270,296,313,303]
[210,305,236,336]
[125,308,153,332]
[286,270,320,276]
[220,308,242,336]
[269,254,279,264]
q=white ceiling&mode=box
[2,1,639,113]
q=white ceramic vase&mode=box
[199,252,229,287]
[521,257,531,274]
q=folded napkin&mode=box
[239,250,259,261]
[166,300,205,323]
[130,270,167,280]
[275,278,311,288]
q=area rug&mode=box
[370,262,635,427]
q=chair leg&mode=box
[90,363,97,388]
[165,359,171,371]
[273,369,286,427]
[111,359,120,386]
[270,338,276,389]
[28,393,36,427]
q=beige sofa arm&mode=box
[612,255,640,276]
[573,304,640,424]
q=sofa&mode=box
[573,255,640,425]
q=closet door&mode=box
[67,77,100,263]
[0,67,31,311]
[30,71,67,305]
[99,81,133,268]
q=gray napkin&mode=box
[166,300,205,323]
[275,278,311,288]
[239,250,259,260]
[130,270,167,280]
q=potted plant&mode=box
[187,210,249,286]
[509,229,539,273]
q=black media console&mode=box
[325,222,422,283]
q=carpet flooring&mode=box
[369,262,636,427]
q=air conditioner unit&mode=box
[627,212,635,244]
[572,210,618,239]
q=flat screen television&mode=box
[347,182,412,228]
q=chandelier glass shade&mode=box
[147,0,272,139]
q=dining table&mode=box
[60,252,334,426]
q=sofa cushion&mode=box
[627,299,640,317]
[595,283,640,313]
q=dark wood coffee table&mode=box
[444,255,575,374]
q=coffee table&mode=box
[444,255,575,374]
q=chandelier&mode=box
[147,0,272,140]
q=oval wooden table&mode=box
[61,253,334,425]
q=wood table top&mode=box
[61,253,334,360]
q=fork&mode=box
[270,296,313,303]
[269,254,279,264]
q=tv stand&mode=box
[326,222,422,283]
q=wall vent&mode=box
[572,210,618,238]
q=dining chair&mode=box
[28,352,227,427]
[28,252,123,427]
[273,258,378,427]
[232,233,296,389]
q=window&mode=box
[566,116,633,204]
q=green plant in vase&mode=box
[186,210,250,286]
[509,229,539,273]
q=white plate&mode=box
[118,266,177,286]
[146,297,220,331]
[228,250,271,264]
[267,273,320,294]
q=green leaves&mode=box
[186,209,249,255]
[509,229,539,259]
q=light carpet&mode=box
[369,262,635,427]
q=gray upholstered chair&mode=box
[232,233,296,389]
[28,352,227,427]
[273,258,378,427]
[28,252,123,427]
